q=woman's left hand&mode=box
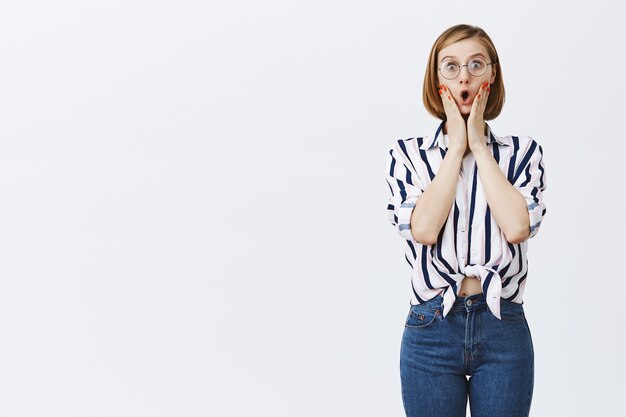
[467,81,491,152]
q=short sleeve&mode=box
[384,140,426,240]
[514,139,547,240]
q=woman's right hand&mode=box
[438,83,467,154]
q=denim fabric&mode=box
[400,292,534,417]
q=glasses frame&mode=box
[437,57,497,80]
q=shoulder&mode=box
[387,136,425,161]
[504,134,544,155]
[388,136,423,151]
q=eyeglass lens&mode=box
[440,57,488,79]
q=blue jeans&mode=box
[400,292,534,417]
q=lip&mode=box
[459,89,473,105]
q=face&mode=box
[436,38,496,116]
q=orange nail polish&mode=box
[448,95,451,100]
[477,94,481,99]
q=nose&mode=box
[458,66,471,83]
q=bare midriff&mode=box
[458,276,483,297]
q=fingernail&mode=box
[448,95,451,100]
[439,90,442,95]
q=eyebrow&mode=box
[440,52,486,62]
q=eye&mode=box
[443,61,458,71]
[469,59,485,69]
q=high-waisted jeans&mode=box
[400,292,534,417]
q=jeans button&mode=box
[466,299,473,306]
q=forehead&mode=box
[438,38,488,61]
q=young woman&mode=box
[385,24,547,417]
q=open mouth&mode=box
[461,90,471,104]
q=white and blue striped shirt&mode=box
[385,119,547,320]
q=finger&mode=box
[438,84,447,113]
[439,84,453,116]
[476,82,485,101]
[439,84,450,101]
[485,83,491,107]
[470,90,480,117]
[440,84,460,116]
[471,84,482,110]
[479,81,489,108]
[473,82,489,114]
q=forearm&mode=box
[410,148,464,244]
[472,146,530,243]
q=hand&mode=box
[467,81,491,152]
[438,83,467,154]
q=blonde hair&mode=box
[423,24,505,121]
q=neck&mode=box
[443,120,488,136]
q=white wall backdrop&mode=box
[0,0,623,416]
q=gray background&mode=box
[0,0,623,416]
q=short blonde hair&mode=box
[423,24,505,121]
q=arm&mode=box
[410,148,464,245]
[472,140,547,243]
[385,140,464,245]
[473,145,529,243]
[514,140,547,240]
[385,141,427,242]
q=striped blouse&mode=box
[385,119,547,320]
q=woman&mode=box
[384,24,547,417]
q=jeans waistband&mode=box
[452,292,489,311]
[454,292,486,304]
[420,292,487,310]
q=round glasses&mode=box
[438,57,496,80]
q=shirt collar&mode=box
[418,119,510,150]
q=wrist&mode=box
[447,145,466,157]
[471,144,490,157]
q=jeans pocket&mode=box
[405,304,441,329]
[499,298,525,321]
